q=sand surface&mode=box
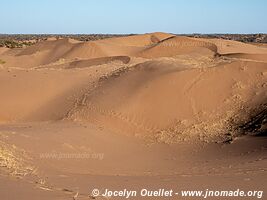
[0,32,266,199]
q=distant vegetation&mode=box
[0,34,135,48]
[183,33,267,43]
[0,33,266,49]
[0,40,34,48]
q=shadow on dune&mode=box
[221,53,267,62]
[236,103,267,137]
[66,56,130,69]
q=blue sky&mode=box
[0,0,266,34]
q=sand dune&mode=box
[65,56,131,69]
[0,69,87,122]
[223,53,267,62]
[0,47,9,55]
[138,36,218,58]
[201,38,267,54]
[0,33,267,200]
[17,38,77,56]
[101,32,175,47]
[1,33,266,138]
[0,33,174,68]
[0,39,76,68]
[68,60,267,142]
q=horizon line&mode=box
[1,32,267,35]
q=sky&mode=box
[0,0,266,34]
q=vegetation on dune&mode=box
[0,59,5,64]
[0,140,34,177]
[0,39,34,48]
[226,102,267,143]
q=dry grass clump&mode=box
[0,59,5,64]
[0,140,34,177]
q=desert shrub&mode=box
[0,59,6,64]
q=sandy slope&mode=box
[138,36,218,58]
[0,121,266,200]
[0,33,267,199]
[68,60,266,143]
